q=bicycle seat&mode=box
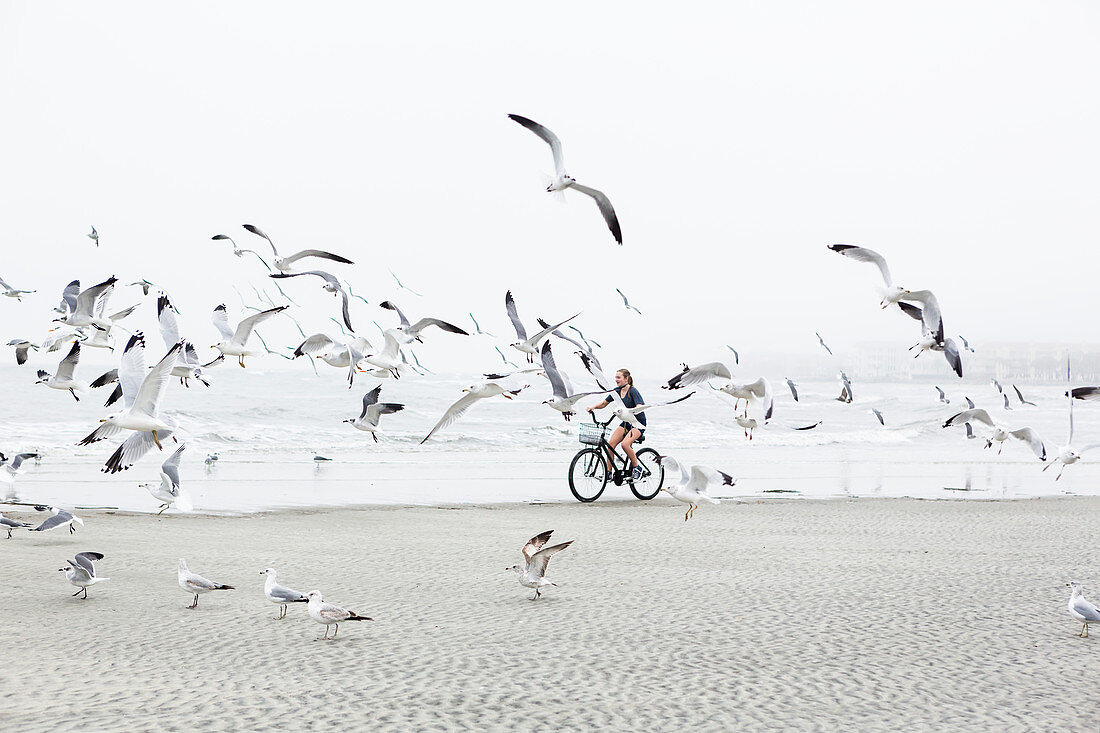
[635,433,645,444]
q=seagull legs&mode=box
[239,356,246,368]
[1079,623,1089,638]
[156,504,169,515]
[152,431,163,450]
[332,623,339,639]
[68,523,76,534]
[277,605,288,620]
[187,593,199,609]
[72,587,87,598]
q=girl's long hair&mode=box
[616,368,633,387]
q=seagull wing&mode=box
[74,551,104,576]
[528,540,573,578]
[162,444,185,489]
[293,333,337,358]
[407,318,469,338]
[233,306,288,346]
[131,342,181,417]
[689,465,735,492]
[211,305,235,340]
[508,114,565,179]
[420,391,485,444]
[59,279,80,314]
[359,385,383,419]
[576,351,609,390]
[526,312,581,348]
[665,362,731,390]
[74,277,117,320]
[504,290,527,341]
[33,510,73,532]
[1008,428,1045,460]
[242,224,279,256]
[944,408,995,429]
[1070,387,1100,403]
[901,290,944,343]
[55,341,81,381]
[569,183,622,246]
[157,295,181,352]
[827,244,893,287]
[104,421,177,474]
[942,338,963,378]
[521,530,554,563]
[629,391,695,416]
[379,300,411,329]
[539,342,569,400]
[279,249,354,267]
[118,333,148,409]
[897,302,923,322]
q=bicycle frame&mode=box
[590,415,638,478]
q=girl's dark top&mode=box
[603,386,646,427]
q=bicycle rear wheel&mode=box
[629,447,664,500]
[569,448,608,503]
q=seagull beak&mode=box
[98,419,106,423]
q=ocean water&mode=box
[2,364,1098,513]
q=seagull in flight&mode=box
[538,342,604,421]
[1044,371,1100,480]
[87,226,99,246]
[271,270,354,333]
[725,345,739,365]
[468,312,493,337]
[211,304,288,367]
[494,345,520,368]
[508,114,622,245]
[379,301,469,345]
[53,279,80,315]
[959,335,975,353]
[139,444,188,514]
[827,244,908,308]
[934,386,950,404]
[32,506,84,534]
[157,295,211,388]
[0,275,35,301]
[504,290,579,363]
[785,378,798,402]
[420,382,525,443]
[1013,385,1037,407]
[507,530,573,600]
[35,341,88,401]
[212,233,272,270]
[59,552,107,598]
[899,290,963,378]
[656,455,731,521]
[0,513,31,539]
[871,408,885,426]
[345,386,405,442]
[816,332,833,356]
[242,224,354,274]
[615,288,642,315]
[943,408,1045,460]
[389,269,422,297]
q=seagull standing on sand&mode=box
[261,568,309,619]
[507,530,574,600]
[32,506,84,534]
[178,559,234,609]
[1066,581,1100,637]
[242,224,354,274]
[139,444,188,514]
[420,383,525,443]
[306,590,372,640]
[508,114,622,245]
[211,304,288,368]
[59,552,107,599]
[345,386,405,442]
[656,455,731,521]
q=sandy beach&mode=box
[1,497,1098,731]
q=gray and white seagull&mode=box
[538,342,604,421]
[508,114,622,245]
[260,568,309,619]
[507,530,574,600]
[345,385,405,442]
[504,290,580,363]
[271,270,355,333]
[242,224,354,274]
[59,552,107,599]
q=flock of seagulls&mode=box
[3,111,1100,645]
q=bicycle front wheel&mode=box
[629,447,664,500]
[569,448,609,503]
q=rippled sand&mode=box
[1,497,1098,731]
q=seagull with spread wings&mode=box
[59,552,107,599]
[345,386,405,442]
[379,300,469,344]
[271,270,355,332]
[242,224,354,273]
[943,408,1045,460]
[420,382,525,444]
[211,303,288,367]
[615,288,642,315]
[0,275,35,301]
[157,295,210,388]
[139,444,189,514]
[538,342,604,421]
[35,342,89,401]
[212,233,272,270]
[656,455,731,521]
[827,244,909,308]
[507,530,574,600]
[508,114,622,245]
[504,290,580,363]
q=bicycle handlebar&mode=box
[590,412,615,428]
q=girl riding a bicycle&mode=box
[587,368,646,480]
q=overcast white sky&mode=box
[2,2,1098,378]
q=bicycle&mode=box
[567,414,664,503]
